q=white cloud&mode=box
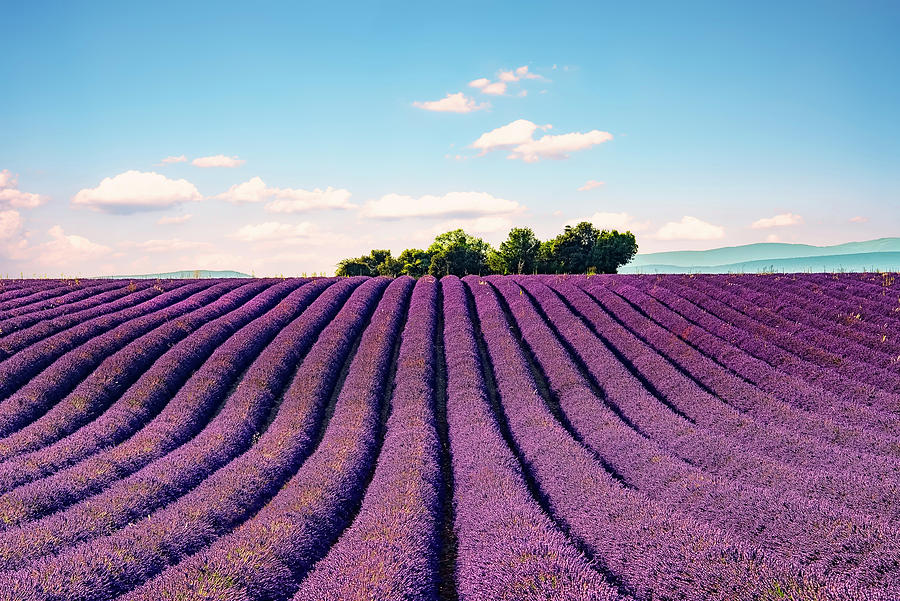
[192,155,245,168]
[472,119,611,162]
[766,234,780,242]
[656,216,725,240]
[850,215,869,223]
[0,210,28,260]
[157,213,193,225]
[361,191,523,220]
[72,170,202,214]
[0,210,23,241]
[751,212,803,229]
[216,177,354,213]
[481,82,507,96]
[413,92,488,113]
[0,170,48,208]
[469,66,545,97]
[121,238,211,253]
[160,155,187,164]
[230,221,323,243]
[472,119,546,151]
[35,225,111,266]
[577,179,605,192]
[570,211,650,232]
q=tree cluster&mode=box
[335,223,637,277]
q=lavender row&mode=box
[501,276,900,590]
[654,276,900,393]
[633,278,898,414]
[0,277,361,571]
[0,279,209,402]
[601,279,900,444]
[0,279,277,461]
[0,277,385,599]
[697,275,900,369]
[466,276,858,601]
[0,280,235,437]
[0,278,317,497]
[577,277,900,466]
[0,280,149,337]
[0,280,171,362]
[292,276,442,600]
[0,280,83,315]
[439,276,618,601]
[0,280,124,325]
[121,276,409,601]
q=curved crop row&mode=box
[0,280,211,400]
[122,276,410,601]
[0,277,363,571]
[0,278,318,497]
[0,280,124,325]
[291,276,442,600]
[495,276,900,589]
[0,280,238,436]
[465,275,857,601]
[0,281,148,337]
[0,279,277,460]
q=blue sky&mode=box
[1,0,898,275]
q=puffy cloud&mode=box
[569,211,650,232]
[361,191,523,220]
[413,92,488,113]
[511,130,613,162]
[0,210,23,241]
[216,177,354,213]
[498,65,543,82]
[191,155,245,168]
[35,225,111,266]
[472,119,546,151]
[751,212,803,229]
[470,66,543,96]
[850,215,869,223]
[656,216,725,240]
[472,119,611,162]
[577,179,605,192]
[480,82,507,95]
[230,221,323,243]
[160,155,187,164]
[72,170,202,214]
[0,170,48,208]
[0,210,28,259]
[157,213,193,225]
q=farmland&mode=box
[0,273,898,600]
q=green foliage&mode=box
[335,221,638,277]
[426,229,493,277]
[497,227,540,274]
[396,248,431,278]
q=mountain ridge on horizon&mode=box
[628,237,900,268]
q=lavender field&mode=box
[0,273,898,600]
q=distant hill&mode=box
[102,270,252,279]
[623,251,900,274]
[622,238,900,274]
[627,237,900,269]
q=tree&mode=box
[590,229,638,273]
[335,258,375,277]
[427,229,494,277]
[396,248,430,278]
[541,222,638,274]
[497,227,540,274]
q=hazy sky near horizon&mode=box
[2,0,898,275]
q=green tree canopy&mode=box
[427,229,494,277]
[497,227,540,274]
